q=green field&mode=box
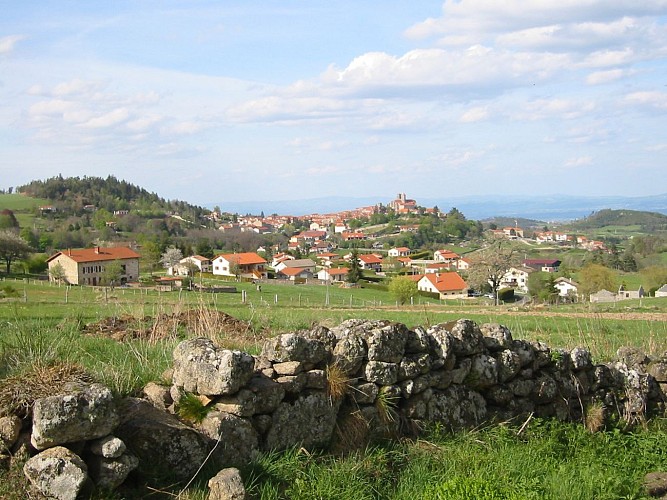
[2,278,667,498]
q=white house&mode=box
[417,272,468,299]
[554,277,579,300]
[212,252,267,279]
[388,247,411,258]
[656,284,667,298]
[169,255,212,276]
[499,267,532,293]
[317,267,349,282]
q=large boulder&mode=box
[366,323,408,363]
[23,446,90,500]
[114,398,209,483]
[197,412,259,468]
[172,338,255,397]
[264,392,340,451]
[31,383,119,450]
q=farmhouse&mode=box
[555,277,580,299]
[388,247,411,258]
[47,246,140,286]
[523,259,561,273]
[317,267,349,282]
[168,255,212,276]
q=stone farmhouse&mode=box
[47,246,140,286]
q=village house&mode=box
[341,231,366,241]
[317,252,341,267]
[389,193,418,214]
[417,272,468,299]
[212,252,267,279]
[271,253,294,268]
[618,284,645,300]
[274,258,317,274]
[168,255,212,276]
[277,267,313,281]
[47,246,140,286]
[502,226,525,239]
[499,267,533,293]
[434,249,460,264]
[655,284,667,298]
[317,267,349,283]
[388,247,411,258]
[523,259,561,273]
[554,277,579,300]
[357,254,383,272]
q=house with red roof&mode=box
[317,267,349,282]
[417,272,468,299]
[47,246,141,286]
[388,247,411,258]
[212,252,267,279]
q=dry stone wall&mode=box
[3,318,667,497]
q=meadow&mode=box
[1,278,667,498]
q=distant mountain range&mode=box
[210,193,667,221]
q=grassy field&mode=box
[2,278,667,498]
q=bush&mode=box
[498,288,515,302]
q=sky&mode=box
[1,1,667,208]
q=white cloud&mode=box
[0,35,26,55]
[564,156,593,168]
[624,91,667,110]
[460,106,489,123]
[80,108,130,129]
[586,68,632,84]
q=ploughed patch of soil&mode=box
[82,309,254,342]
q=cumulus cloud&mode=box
[586,68,632,84]
[0,35,26,55]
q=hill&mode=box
[565,209,667,231]
[17,175,208,219]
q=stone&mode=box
[305,369,327,389]
[209,467,247,500]
[31,383,119,450]
[264,391,340,451]
[616,346,649,369]
[512,340,535,367]
[172,338,255,397]
[405,326,431,354]
[87,452,138,491]
[332,334,367,376]
[88,435,126,458]
[466,354,498,389]
[398,353,431,381]
[198,412,259,468]
[531,375,558,404]
[364,361,399,385]
[114,398,209,482]
[273,361,304,376]
[448,319,486,356]
[647,359,667,383]
[480,323,513,351]
[570,347,593,371]
[142,382,173,410]
[351,382,379,404]
[276,373,307,394]
[0,415,21,452]
[23,446,89,500]
[496,349,522,383]
[246,375,285,414]
[426,326,455,369]
[261,333,326,365]
[366,323,408,363]
[426,385,487,430]
[214,389,257,417]
[643,471,667,498]
[450,358,472,384]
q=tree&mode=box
[0,230,32,274]
[346,249,363,284]
[640,265,667,294]
[0,209,19,230]
[101,259,123,288]
[389,276,418,305]
[49,262,67,284]
[160,246,183,271]
[578,263,616,298]
[467,240,520,305]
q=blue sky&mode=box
[1,1,666,207]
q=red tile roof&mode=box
[421,272,467,292]
[216,252,267,265]
[48,246,140,263]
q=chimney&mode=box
[95,246,100,254]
